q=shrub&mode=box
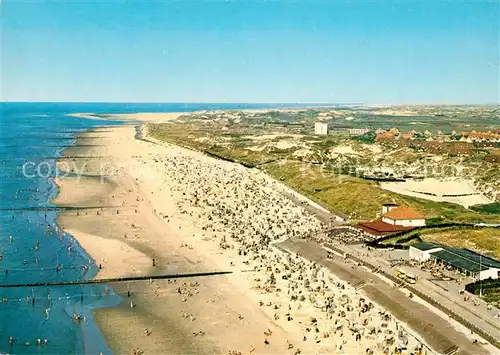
[470,202,500,215]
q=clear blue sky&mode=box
[2,0,499,104]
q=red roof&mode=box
[382,206,426,220]
[356,221,414,236]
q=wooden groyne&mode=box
[0,271,232,288]
[0,206,121,212]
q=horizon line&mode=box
[2,101,499,106]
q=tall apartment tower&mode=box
[314,122,328,135]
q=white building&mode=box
[409,242,445,261]
[409,242,500,280]
[381,203,398,215]
[380,204,426,227]
[314,122,328,135]
[348,128,369,135]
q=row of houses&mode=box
[375,129,500,144]
[454,130,500,143]
[314,122,369,136]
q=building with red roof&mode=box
[354,204,427,239]
[356,220,414,237]
[381,205,426,227]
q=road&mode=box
[277,238,493,355]
[346,244,500,343]
[270,167,499,353]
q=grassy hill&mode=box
[421,228,500,260]
[263,161,499,224]
[148,122,498,225]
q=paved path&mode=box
[279,191,500,352]
[346,244,500,347]
[277,238,492,355]
[280,190,348,224]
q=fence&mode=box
[465,278,500,294]
[366,223,499,249]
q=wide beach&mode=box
[52,117,492,355]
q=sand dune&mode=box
[380,178,492,207]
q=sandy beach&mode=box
[8,0,500,352]
[51,123,492,355]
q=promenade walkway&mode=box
[277,238,494,355]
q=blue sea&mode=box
[0,102,306,354]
